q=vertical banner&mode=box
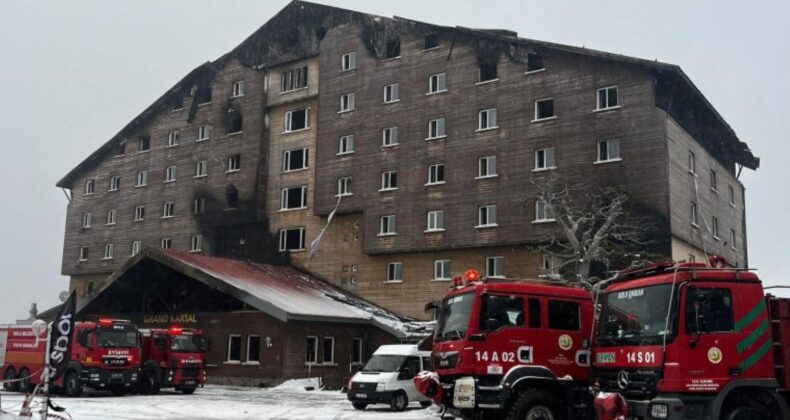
[48,292,76,381]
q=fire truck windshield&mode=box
[170,335,206,353]
[598,284,675,346]
[97,330,138,348]
[435,292,474,342]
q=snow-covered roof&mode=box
[83,248,432,339]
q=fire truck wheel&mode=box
[352,402,368,410]
[506,388,564,420]
[725,406,770,420]
[140,371,160,395]
[3,368,18,392]
[419,401,432,408]
[181,386,197,395]
[390,391,408,411]
[17,368,31,392]
[64,371,83,398]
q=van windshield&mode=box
[362,355,407,372]
[435,293,474,342]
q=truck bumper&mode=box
[347,389,395,405]
[80,367,139,390]
[627,396,685,420]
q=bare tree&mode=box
[531,175,652,283]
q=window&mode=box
[351,338,364,364]
[535,200,554,222]
[428,118,446,139]
[535,147,556,170]
[196,87,212,104]
[730,229,737,250]
[161,238,172,250]
[283,148,309,172]
[480,294,525,331]
[226,186,239,210]
[478,205,497,227]
[526,52,544,72]
[382,127,399,146]
[306,336,318,364]
[381,171,398,191]
[134,205,145,221]
[172,96,184,111]
[85,179,95,195]
[195,160,208,177]
[478,156,497,178]
[428,72,447,94]
[427,210,445,231]
[690,202,699,226]
[109,176,120,191]
[106,209,116,225]
[385,38,400,59]
[434,260,451,280]
[712,216,720,239]
[478,109,497,130]
[103,244,114,260]
[337,177,352,196]
[338,135,354,154]
[384,83,400,103]
[285,108,310,132]
[728,185,736,206]
[82,212,92,228]
[227,335,241,362]
[281,186,308,210]
[685,288,734,334]
[322,337,335,364]
[165,166,177,182]
[115,142,126,156]
[193,197,206,214]
[424,33,438,49]
[79,246,89,262]
[528,298,542,328]
[281,66,308,92]
[190,235,203,252]
[596,86,619,110]
[479,63,497,82]
[232,80,245,97]
[486,256,504,278]
[710,169,718,191]
[548,300,581,330]
[279,228,305,251]
[541,254,559,275]
[131,240,142,256]
[427,164,445,185]
[197,125,210,141]
[138,136,150,152]
[597,139,621,162]
[386,262,402,282]
[162,201,174,218]
[136,170,148,187]
[688,151,696,174]
[339,93,355,112]
[380,215,396,235]
[246,336,260,363]
[341,52,357,71]
[227,155,241,172]
[226,108,243,133]
[534,98,555,121]
[167,131,179,147]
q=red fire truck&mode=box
[415,270,596,419]
[592,257,790,419]
[138,327,207,395]
[1,318,140,397]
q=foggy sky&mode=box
[0,0,788,322]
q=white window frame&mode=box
[336,177,352,197]
[106,209,117,226]
[428,72,447,94]
[136,171,148,187]
[280,186,308,210]
[246,335,260,364]
[477,156,497,179]
[322,337,335,364]
[426,210,445,232]
[486,256,504,279]
[232,80,245,98]
[690,202,699,227]
[103,243,114,260]
[596,139,621,163]
[386,262,403,283]
[477,108,498,131]
[227,155,240,173]
[710,169,718,192]
[226,334,242,363]
[162,201,174,218]
[338,135,354,155]
[161,238,172,250]
[595,86,620,111]
[534,200,555,223]
[131,240,142,256]
[109,176,120,191]
[728,185,736,207]
[382,127,399,147]
[85,179,95,195]
[190,234,203,252]
[427,118,446,140]
[306,336,319,365]
[283,148,309,172]
[341,52,357,71]
[193,197,206,214]
[197,125,210,141]
[82,212,92,229]
[427,164,445,185]
[279,228,306,252]
[134,205,145,222]
[284,108,311,133]
[339,93,355,113]
[195,160,208,178]
[383,83,400,103]
[351,338,364,364]
[730,229,737,250]
[379,215,396,236]
[433,259,451,281]
[167,131,179,147]
[712,216,720,240]
[477,204,498,228]
[79,246,89,262]
[688,151,696,175]
[165,166,177,182]
[534,147,556,171]
[533,97,556,122]
[380,171,398,191]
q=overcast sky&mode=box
[0,0,788,322]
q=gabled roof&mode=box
[56,0,757,189]
[80,248,431,339]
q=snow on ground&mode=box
[0,385,440,420]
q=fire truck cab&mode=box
[417,272,595,419]
[593,258,790,419]
[138,327,207,394]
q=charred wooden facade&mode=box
[57,1,758,319]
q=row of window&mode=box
[689,203,739,250]
[78,234,203,262]
[386,256,506,283]
[688,150,738,206]
[303,336,364,365]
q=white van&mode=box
[347,344,432,411]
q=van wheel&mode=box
[3,368,18,392]
[140,370,160,395]
[352,402,367,410]
[506,388,563,420]
[64,371,82,397]
[420,401,432,408]
[391,391,408,411]
[18,368,31,393]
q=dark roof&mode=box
[80,248,431,339]
[56,0,757,188]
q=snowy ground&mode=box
[0,384,441,420]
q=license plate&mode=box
[183,380,195,385]
[111,373,122,378]
[355,393,367,399]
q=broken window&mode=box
[527,52,544,72]
[306,336,318,364]
[279,228,305,251]
[285,108,310,132]
[116,141,126,156]
[138,136,150,152]
[385,38,401,59]
[281,186,307,210]
[424,33,439,49]
[283,148,308,172]
[479,63,498,82]
[322,337,335,363]
[226,336,240,362]
[281,66,308,92]
[226,185,239,209]
[172,96,184,110]
[196,87,212,104]
[352,338,363,364]
[226,108,243,133]
[247,336,260,363]
[534,98,555,120]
